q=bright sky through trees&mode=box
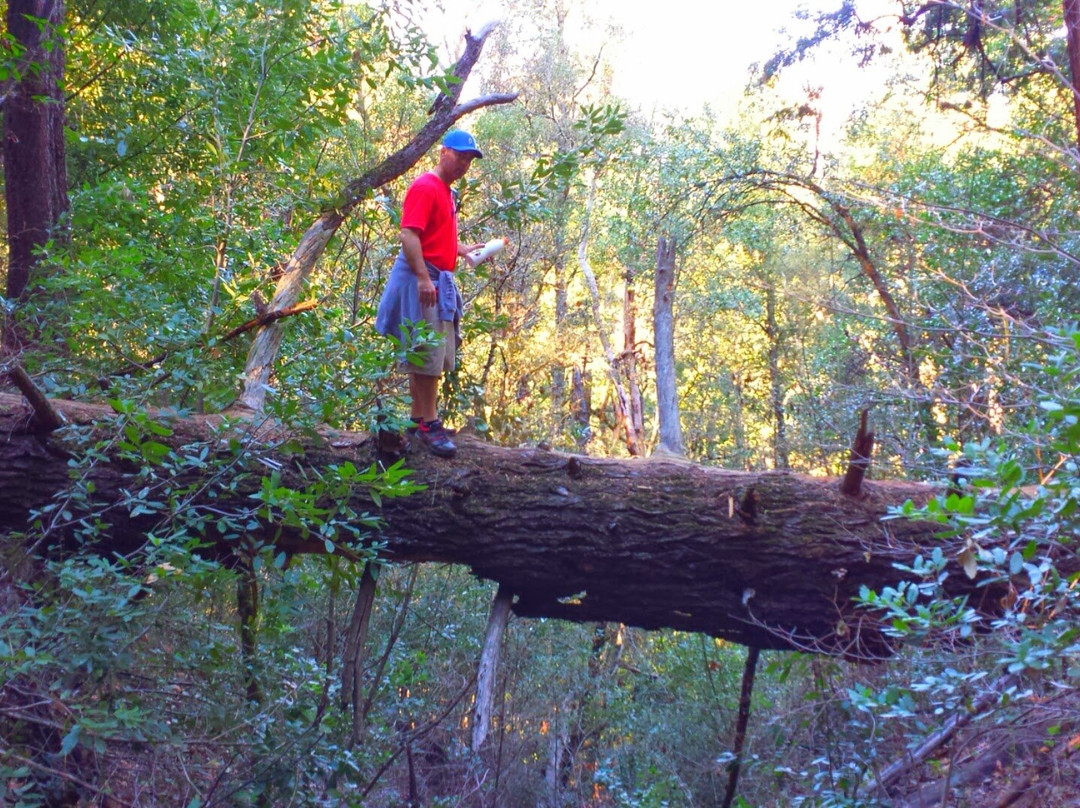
[422,0,900,120]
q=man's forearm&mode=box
[401,227,438,307]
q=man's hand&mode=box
[459,242,486,258]
[417,275,438,308]
[400,227,438,308]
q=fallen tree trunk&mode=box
[0,394,1006,658]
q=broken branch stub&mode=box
[841,409,875,498]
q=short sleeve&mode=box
[401,178,435,234]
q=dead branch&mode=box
[5,365,66,432]
[220,300,319,342]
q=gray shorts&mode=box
[398,304,456,376]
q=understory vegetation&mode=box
[2,0,1079,805]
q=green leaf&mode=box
[1009,551,1024,576]
[60,724,81,756]
[141,441,172,462]
[145,421,174,437]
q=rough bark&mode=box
[3,0,69,307]
[5,365,65,431]
[236,555,262,704]
[653,237,684,457]
[570,365,591,449]
[238,217,341,410]
[0,393,1012,658]
[1064,0,1080,156]
[841,409,875,497]
[551,242,568,436]
[472,583,512,752]
[236,23,517,411]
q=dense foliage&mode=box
[2,0,1079,805]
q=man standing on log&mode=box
[375,130,485,459]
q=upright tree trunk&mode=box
[552,250,568,437]
[731,372,750,469]
[1065,0,1080,156]
[472,583,512,752]
[622,266,645,456]
[577,175,641,455]
[653,237,684,456]
[765,283,788,469]
[551,193,571,443]
[341,562,379,743]
[544,695,573,806]
[3,0,68,311]
[236,555,262,704]
[571,364,591,449]
[721,646,760,808]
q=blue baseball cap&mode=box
[442,129,483,158]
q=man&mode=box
[375,130,485,459]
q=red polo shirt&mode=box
[400,172,458,272]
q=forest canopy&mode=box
[2,0,1080,806]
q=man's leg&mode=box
[406,318,456,458]
[410,371,456,458]
[408,372,439,423]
